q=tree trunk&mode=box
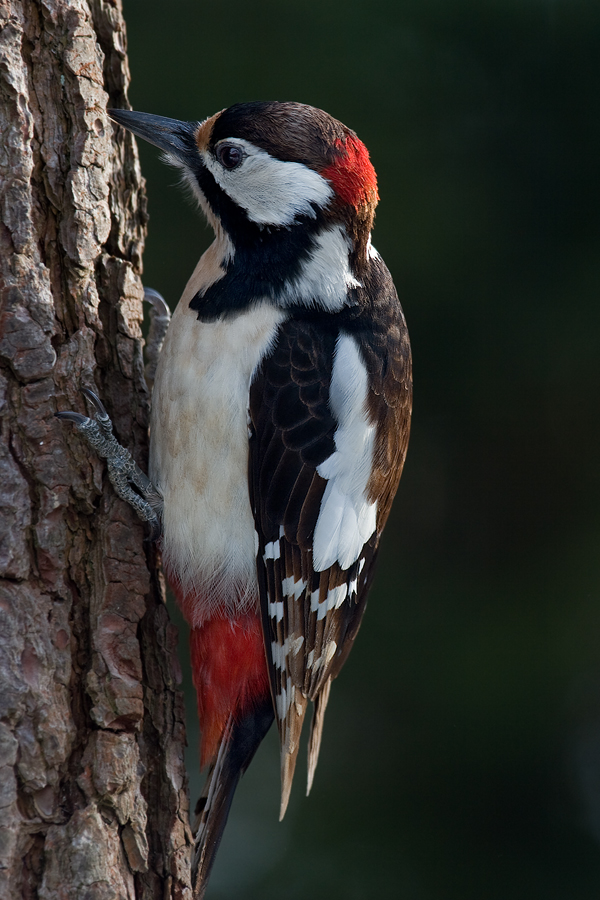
[0,2,192,897]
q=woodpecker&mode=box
[61,101,412,898]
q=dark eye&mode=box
[216,143,244,170]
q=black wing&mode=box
[249,269,411,816]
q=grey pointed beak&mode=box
[108,108,199,164]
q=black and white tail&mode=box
[192,698,274,899]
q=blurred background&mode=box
[123,1,600,896]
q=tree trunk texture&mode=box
[0,2,193,898]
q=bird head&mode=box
[109,101,380,317]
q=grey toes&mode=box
[56,389,163,539]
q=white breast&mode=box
[150,246,284,626]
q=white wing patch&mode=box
[326,583,348,611]
[269,600,284,622]
[276,675,295,719]
[281,576,307,600]
[201,139,333,227]
[312,334,377,572]
[307,641,337,672]
[271,635,305,670]
[264,539,281,560]
[366,233,380,260]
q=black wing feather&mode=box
[249,260,411,814]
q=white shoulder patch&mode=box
[278,224,361,312]
[312,334,377,572]
[201,139,333,226]
[366,233,380,260]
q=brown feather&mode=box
[307,676,332,795]
[279,691,308,820]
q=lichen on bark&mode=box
[0,2,192,897]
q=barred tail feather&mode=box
[307,676,332,796]
[279,691,308,821]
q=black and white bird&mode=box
[73,101,412,898]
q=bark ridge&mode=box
[0,2,192,897]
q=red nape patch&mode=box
[321,135,379,208]
[189,613,270,768]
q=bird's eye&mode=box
[216,143,244,170]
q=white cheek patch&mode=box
[201,139,334,226]
[312,334,378,572]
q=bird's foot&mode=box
[56,388,163,540]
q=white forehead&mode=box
[200,137,334,226]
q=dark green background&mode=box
[123,1,600,896]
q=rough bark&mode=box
[0,2,192,897]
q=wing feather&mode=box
[249,264,411,813]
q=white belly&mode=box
[150,286,284,626]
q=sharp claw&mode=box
[81,388,109,420]
[144,287,171,391]
[144,287,170,318]
[145,517,162,543]
[56,385,163,540]
[55,411,90,426]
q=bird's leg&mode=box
[56,388,163,540]
[56,288,170,538]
